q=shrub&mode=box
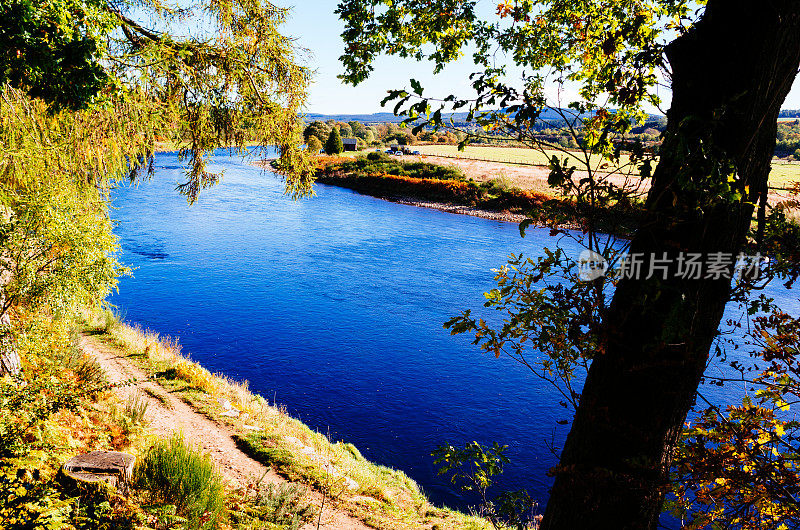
[134,434,226,529]
[0,468,139,530]
[366,151,391,162]
[0,373,102,457]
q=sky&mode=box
[280,1,800,116]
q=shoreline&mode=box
[251,158,530,224]
[382,195,527,223]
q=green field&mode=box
[414,144,800,187]
[769,161,800,188]
[414,144,630,169]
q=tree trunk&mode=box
[542,2,800,529]
[0,288,19,376]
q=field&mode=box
[769,161,800,188]
[411,144,800,188]
[413,144,634,170]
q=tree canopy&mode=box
[3,0,314,202]
[0,0,312,340]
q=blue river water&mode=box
[109,148,799,513]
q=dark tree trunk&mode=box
[0,289,19,376]
[542,2,800,529]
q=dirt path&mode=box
[79,334,372,530]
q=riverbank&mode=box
[384,196,527,223]
[81,310,493,530]
[298,155,642,235]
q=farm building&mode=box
[342,138,358,151]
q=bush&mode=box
[366,151,392,162]
[135,434,226,529]
[0,468,139,530]
[0,373,102,457]
[330,156,466,181]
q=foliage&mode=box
[304,120,332,144]
[336,0,692,152]
[306,136,323,154]
[0,314,108,457]
[135,433,226,529]
[670,306,800,529]
[0,468,140,530]
[2,0,313,204]
[333,155,466,181]
[0,0,112,111]
[0,468,72,528]
[776,120,800,158]
[433,442,540,530]
[325,127,344,155]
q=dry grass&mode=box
[83,309,493,530]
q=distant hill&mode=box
[304,108,595,124]
[304,109,665,126]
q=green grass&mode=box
[228,482,315,530]
[414,144,632,170]
[135,433,226,529]
[768,161,800,188]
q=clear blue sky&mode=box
[280,2,800,115]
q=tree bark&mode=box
[0,289,19,376]
[542,2,800,529]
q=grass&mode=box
[413,144,633,170]
[83,309,494,530]
[114,393,150,436]
[228,482,316,530]
[769,160,800,188]
[135,433,226,529]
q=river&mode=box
[109,148,799,514]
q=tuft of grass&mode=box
[229,482,316,530]
[123,393,149,427]
[134,433,226,529]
